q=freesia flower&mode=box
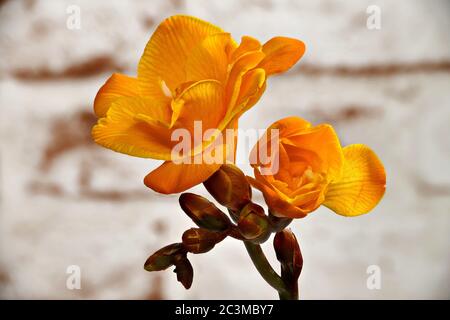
[92,15,305,194]
[248,117,386,218]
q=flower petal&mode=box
[171,80,226,135]
[186,33,234,84]
[92,97,173,160]
[225,118,239,163]
[258,37,306,76]
[269,116,311,138]
[291,189,323,208]
[284,124,344,181]
[249,126,288,174]
[138,15,223,98]
[323,144,386,217]
[251,117,342,179]
[225,51,265,115]
[247,172,307,218]
[231,36,261,62]
[144,161,221,194]
[235,68,266,114]
[94,73,140,118]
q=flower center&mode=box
[272,165,327,201]
[289,166,316,188]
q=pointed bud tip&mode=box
[179,193,231,231]
[274,229,303,279]
[237,203,270,243]
[143,243,184,272]
[204,164,251,211]
[173,256,193,289]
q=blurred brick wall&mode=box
[0,0,449,299]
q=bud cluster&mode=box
[144,164,300,292]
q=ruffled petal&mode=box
[138,15,223,98]
[225,51,265,115]
[235,68,266,114]
[171,80,226,135]
[144,161,221,194]
[92,97,173,160]
[247,171,308,218]
[323,144,386,217]
[249,117,310,175]
[283,124,344,181]
[94,73,140,118]
[186,33,234,84]
[258,37,306,76]
[225,118,239,163]
[268,116,312,138]
[231,36,261,62]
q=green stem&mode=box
[244,241,297,300]
[279,268,299,300]
[278,290,298,300]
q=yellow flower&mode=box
[248,117,386,218]
[92,15,305,194]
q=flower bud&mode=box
[173,255,194,289]
[144,243,185,272]
[204,164,251,211]
[182,228,226,254]
[237,203,270,243]
[273,229,303,281]
[179,193,231,231]
[268,211,292,232]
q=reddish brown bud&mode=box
[144,243,185,272]
[173,255,194,289]
[268,211,293,232]
[144,243,195,290]
[237,203,270,243]
[204,164,251,211]
[182,228,226,254]
[273,229,303,281]
[179,193,231,231]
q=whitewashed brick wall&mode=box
[0,0,449,299]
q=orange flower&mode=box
[248,117,386,218]
[92,15,305,194]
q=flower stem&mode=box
[243,241,297,300]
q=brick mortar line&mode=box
[291,61,450,77]
[4,58,450,82]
